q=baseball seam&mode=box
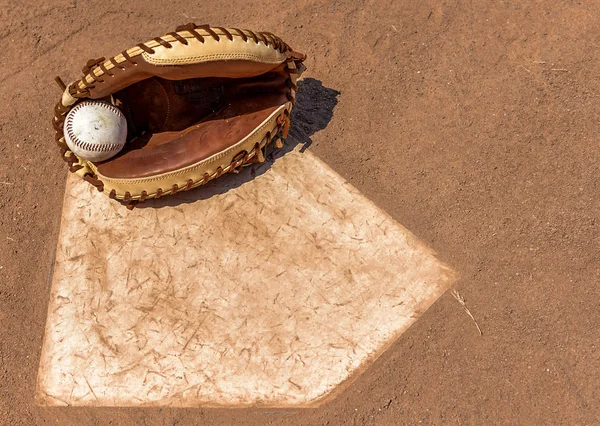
[65,101,125,155]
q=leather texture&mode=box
[52,24,306,205]
[88,105,288,198]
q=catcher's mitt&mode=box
[53,23,306,207]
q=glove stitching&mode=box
[143,52,284,66]
[151,79,170,131]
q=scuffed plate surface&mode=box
[36,148,456,407]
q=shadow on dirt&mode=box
[135,78,340,209]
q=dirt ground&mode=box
[1,0,599,425]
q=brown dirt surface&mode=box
[1,0,599,425]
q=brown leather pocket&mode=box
[97,74,289,179]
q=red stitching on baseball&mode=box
[64,101,125,156]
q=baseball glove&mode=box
[53,23,306,207]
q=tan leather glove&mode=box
[53,23,306,207]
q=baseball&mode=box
[64,100,127,162]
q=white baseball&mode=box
[64,100,127,162]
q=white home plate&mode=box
[36,147,456,407]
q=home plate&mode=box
[36,146,456,407]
